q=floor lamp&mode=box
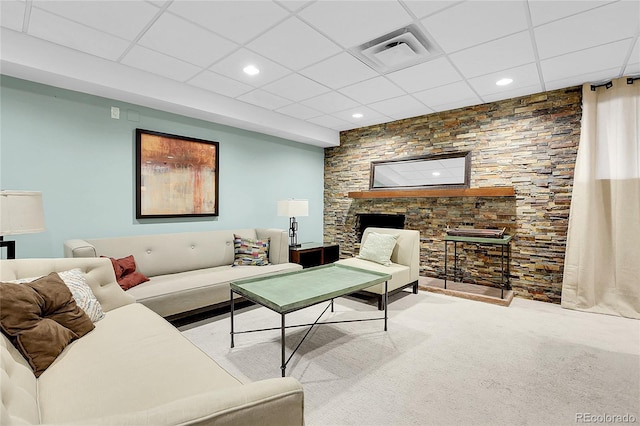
[277,199,308,247]
[0,191,46,259]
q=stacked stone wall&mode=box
[324,87,582,303]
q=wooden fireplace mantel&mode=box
[347,187,515,199]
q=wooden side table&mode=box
[289,243,339,269]
[444,235,513,298]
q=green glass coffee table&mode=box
[230,263,392,377]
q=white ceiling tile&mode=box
[624,62,640,76]
[306,114,351,129]
[422,1,528,53]
[262,74,330,102]
[467,63,541,97]
[449,31,535,78]
[331,106,388,125]
[403,1,459,19]
[299,1,413,48]
[27,8,129,61]
[544,67,620,91]
[386,57,462,93]
[276,103,323,120]
[1,1,25,32]
[413,81,481,109]
[237,89,292,110]
[138,13,238,68]
[209,48,291,87]
[32,0,158,41]
[300,52,378,89]
[168,1,289,45]
[369,95,432,120]
[430,97,485,113]
[541,39,631,82]
[481,84,544,103]
[300,91,360,114]
[121,45,200,82]
[338,76,406,104]
[247,17,340,71]
[277,1,313,12]
[534,1,640,60]
[188,71,253,98]
[528,1,615,26]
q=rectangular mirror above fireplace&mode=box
[370,152,471,190]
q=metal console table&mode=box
[444,234,513,299]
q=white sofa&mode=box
[336,227,420,309]
[64,228,302,319]
[0,257,304,426]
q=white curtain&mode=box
[562,77,640,319]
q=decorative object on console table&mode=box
[289,243,339,268]
[0,191,46,259]
[277,199,308,247]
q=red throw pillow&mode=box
[102,255,149,291]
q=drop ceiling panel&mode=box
[138,13,238,68]
[237,89,292,110]
[28,8,129,61]
[247,17,341,70]
[0,1,25,32]
[300,91,360,114]
[449,31,535,79]
[369,95,432,120]
[403,1,457,20]
[421,1,528,53]
[467,63,541,97]
[534,1,640,60]
[262,73,330,102]
[187,71,253,98]
[209,48,291,87]
[307,114,351,130]
[528,0,616,26]
[387,57,462,93]
[300,52,378,89]
[32,0,159,41]
[339,76,406,105]
[167,1,289,45]
[277,1,313,12]
[541,39,632,82]
[331,106,388,125]
[413,81,481,110]
[276,103,323,120]
[544,67,619,91]
[121,45,200,82]
[298,1,413,48]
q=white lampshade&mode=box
[277,199,309,217]
[0,191,46,236]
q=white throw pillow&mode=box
[357,232,399,266]
[7,268,105,322]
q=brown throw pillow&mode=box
[0,273,95,377]
[102,255,150,290]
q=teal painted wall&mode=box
[0,76,325,258]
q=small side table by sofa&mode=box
[444,235,512,298]
[289,243,339,269]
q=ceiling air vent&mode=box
[351,25,436,74]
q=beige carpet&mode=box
[180,291,640,426]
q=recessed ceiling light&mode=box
[432,171,441,176]
[352,113,363,118]
[496,78,513,86]
[243,65,260,76]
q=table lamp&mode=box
[277,199,308,247]
[0,190,46,259]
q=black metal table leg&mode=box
[454,241,458,282]
[281,314,286,377]
[384,280,388,331]
[500,245,504,299]
[230,289,235,348]
[444,240,448,289]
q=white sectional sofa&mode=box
[336,227,420,309]
[0,257,304,426]
[64,228,302,319]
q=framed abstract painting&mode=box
[136,129,219,218]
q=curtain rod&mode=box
[627,76,640,84]
[590,81,613,91]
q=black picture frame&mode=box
[136,129,219,219]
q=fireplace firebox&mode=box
[356,213,405,241]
